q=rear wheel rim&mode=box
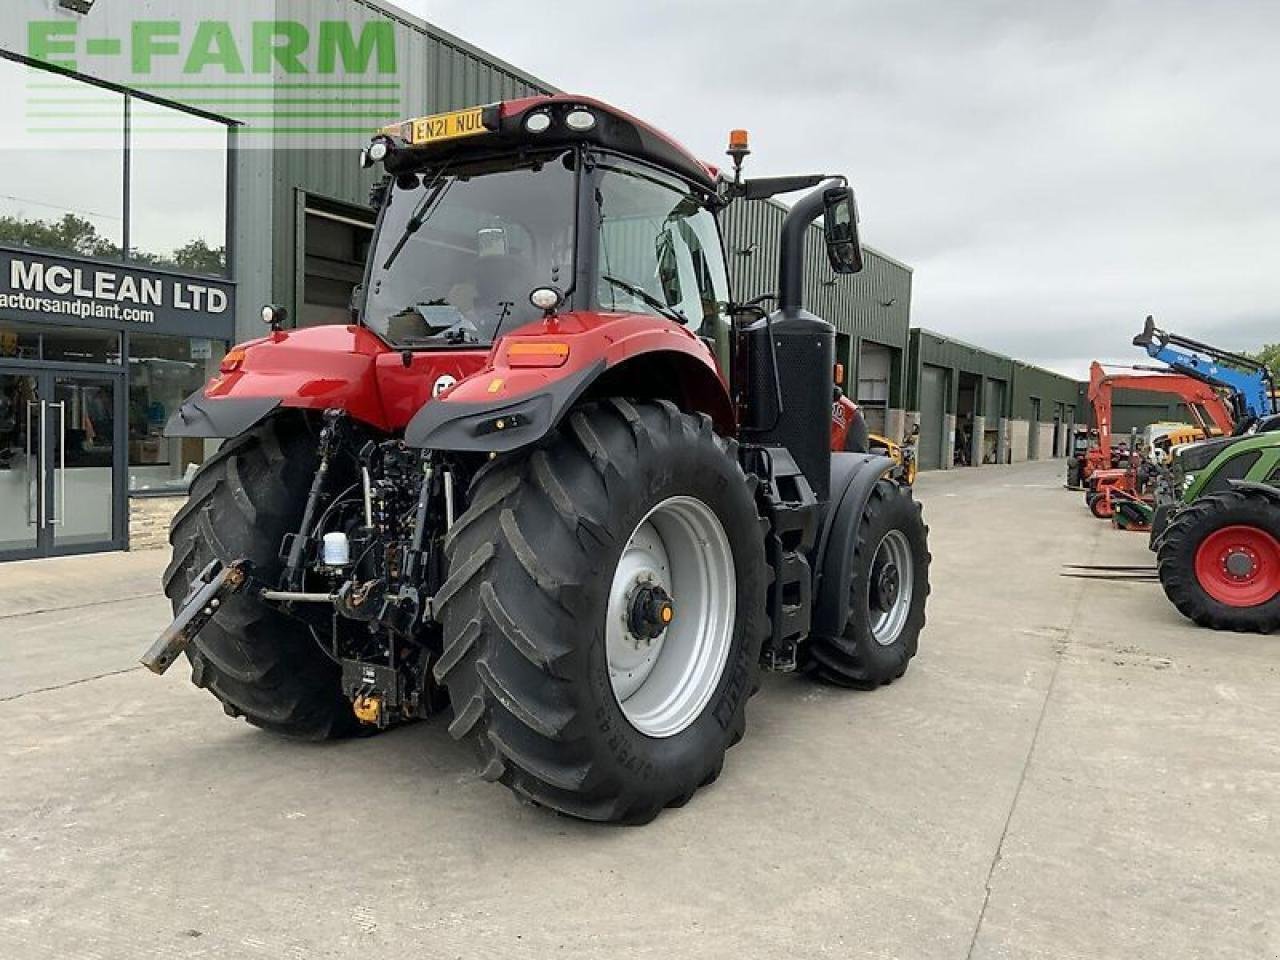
[1193,524,1280,607]
[606,496,735,738]
[867,529,915,646]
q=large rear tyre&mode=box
[434,400,768,823]
[1156,490,1280,632]
[163,413,360,739]
[806,480,930,688]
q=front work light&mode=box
[261,304,288,330]
[529,286,562,312]
[524,111,552,134]
[564,109,597,132]
[368,139,390,162]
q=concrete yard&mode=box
[1,459,1276,959]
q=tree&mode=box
[169,238,226,275]
[1249,343,1280,380]
[0,213,119,258]
[0,213,225,276]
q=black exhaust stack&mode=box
[742,183,840,501]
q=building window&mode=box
[0,322,121,364]
[129,101,229,275]
[0,319,40,360]
[301,202,374,328]
[127,334,226,493]
[0,56,230,275]
[0,57,125,259]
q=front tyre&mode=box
[1156,490,1280,632]
[434,400,768,823]
[807,480,930,688]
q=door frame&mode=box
[0,359,127,561]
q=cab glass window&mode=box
[593,159,729,335]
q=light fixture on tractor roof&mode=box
[726,129,751,183]
[358,138,391,170]
[524,111,552,134]
[564,108,597,132]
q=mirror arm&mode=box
[725,173,843,202]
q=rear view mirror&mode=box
[823,186,863,275]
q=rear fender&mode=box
[1227,480,1280,502]
[405,312,733,452]
[167,325,393,437]
[809,451,896,642]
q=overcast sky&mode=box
[403,0,1279,378]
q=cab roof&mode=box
[378,94,719,193]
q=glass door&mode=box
[0,370,122,560]
[49,375,119,552]
[0,372,40,557]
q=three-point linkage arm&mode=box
[1133,315,1278,424]
[1087,360,1236,464]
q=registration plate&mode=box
[410,107,488,145]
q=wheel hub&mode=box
[1223,549,1257,580]
[627,583,674,642]
[865,528,915,647]
[874,563,900,608]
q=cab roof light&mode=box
[564,108,597,132]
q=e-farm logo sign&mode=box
[23,11,403,137]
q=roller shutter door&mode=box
[918,364,947,470]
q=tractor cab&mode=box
[358,96,732,358]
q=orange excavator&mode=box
[1075,361,1234,520]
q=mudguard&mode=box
[809,451,896,641]
[1227,479,1280,501]
[404,360,605,453]
[167,392,281,439]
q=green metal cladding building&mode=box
[906,329,1081,470]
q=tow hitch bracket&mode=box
[140,559,251,675]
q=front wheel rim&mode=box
[605,496,736,738]
[1193,524,1280,607]
[867,529,915,646]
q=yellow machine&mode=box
[869,432,918,486]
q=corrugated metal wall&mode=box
[719,201,911,350]
[907,329,1081,425]
[1010,362,1080,422]
[719,200,912,401]
[907,329,1012,418]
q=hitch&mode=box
[140,559,250,675]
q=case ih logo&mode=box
[22,13,402,138]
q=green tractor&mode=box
[1152,431,1280,632]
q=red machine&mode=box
[141,95,931,824]
[1078,361,1234,519]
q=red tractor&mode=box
[142,96,930,823]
